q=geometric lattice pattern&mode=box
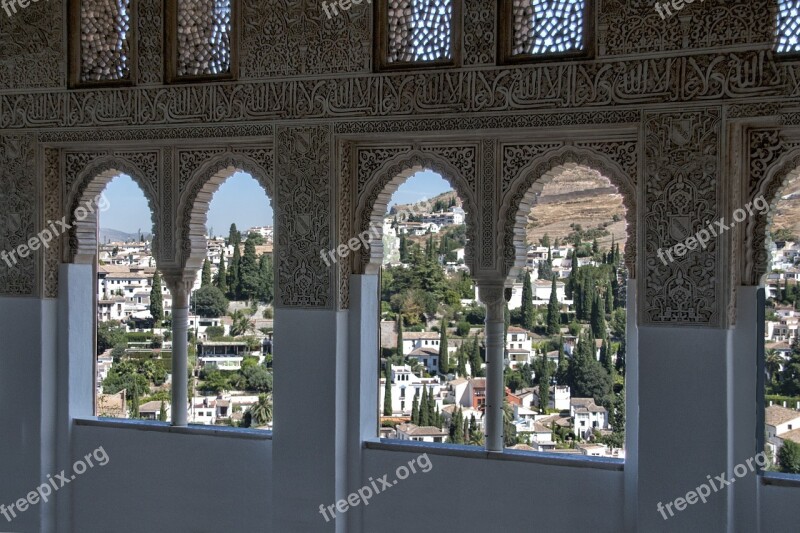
[511,0,585,56]
[79,0,132,82]
[177,0,233,76]
[388,0,453,63]
[776,0,800,54]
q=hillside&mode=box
[100,228,151,244]
[525,167,628,252]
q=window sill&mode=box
[366,439,623,471]
[75,417,272,441]
[761,471,800,488]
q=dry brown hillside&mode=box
[525,167,628,251]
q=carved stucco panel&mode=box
[275,126,332,308]
[0,135,37,296]
[641,109,722,326]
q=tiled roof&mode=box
[766,405,800,427]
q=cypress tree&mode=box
[566,251,579,299]
[427,388,437,426]
[438,316,450,374]
[539,353,550,413]
[469,335,483,377]
[201,259,212,287]
[521,271,535,331]
[228,244,241,300]
[383,367,393,416]
[547,275,560,334]
[216,255,228,294]
[158,400,167,422]
[616,338,626,374]
[228,223,240,247]
[239,238,260,300]
[257,253,274,303]
[591,293,607,339]
[419,387,430,426]
[396,313,404,357]
[605,285,614,314]
[130,381,140,418]
[456,348,467,378]
[399,234,408,262]
[149,270,164,326]
[411,390,420,425]
[451,407,465,444]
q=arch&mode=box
[67,155,159,264]
[500,145,637,282]
[353,150,478,275]
[745,147,800,286]
[178,153,274,271]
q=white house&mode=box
[379,365,443,416]
[570,398,609,438]
[396,423,448,443]
[765,405,800,461]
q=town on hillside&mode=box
[377,187,629,458]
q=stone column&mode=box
[163,271,196,427]
[478,284,507,452]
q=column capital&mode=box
[161,269,197,308]
[477,284,508,317]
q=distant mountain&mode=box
[389,190,460,216]
[99,228,151,244]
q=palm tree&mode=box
[766,349,783,386]
[230,309,254,337]
[249,393,273,427]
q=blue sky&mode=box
[99,170,452,236]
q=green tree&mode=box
[539,354,551,413]
[438,316,450,374]
[778,440,800,474]
[411,390,420,425]
[129,380,140,418]
[396,313,404,357]
[158,400,167,422]
[521,271,535,331]
[239,238,261,300]
[193,285,229,318]
[246,232,265,245]
[399,233,408,262]
[419,386,430,426]
[97,321,126,355]
[228,243,242,300]
[201,259,212,287]
[228,223,240,247]
[249,394,273,427]
[450,407,465,444]
[230,309,254,337]
[469,335,483,377]
[383,367,393,416]
[257,253,274,303]
[547,275,560,335]
[591,293,607,339]
[600,337,613,375]
[150,270,164,325]
[566,251,579,299]
[216,254,228,294]
[779,336,800,396]
[569,331,613,406]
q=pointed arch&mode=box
[353,150,478,275]
[177,152,274,271]
[745,147,800,285]
[500,145,636,282]
[67,155,158,264]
